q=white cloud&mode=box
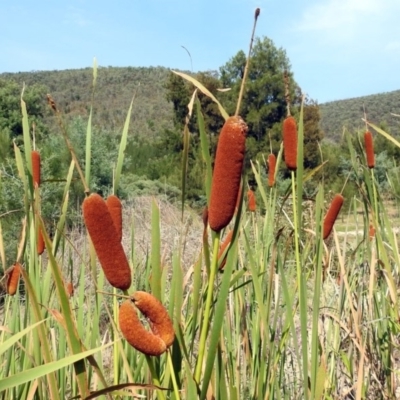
[298,0,378,31]
[296,0,400,43]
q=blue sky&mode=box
[1,0,400,104]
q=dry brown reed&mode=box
[82,193,131,290]
[209,116,248,232]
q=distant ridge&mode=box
[0,66,175,139]
[1,66,399,142]
[319,89,400,141]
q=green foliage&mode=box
[2,53,400,400]
[0,78,47,151]
[320,90,400,141]
[0,66,175,140]
[119,174,180,202]
[219,37,298,144]
[303,98,324,169]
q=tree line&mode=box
[0,36,399,251]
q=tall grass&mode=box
[1,54,400,400]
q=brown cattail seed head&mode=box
[106,195,123,243]
[209,116,248,232]
[247,189,256,212]
[364,131,375,168]
[323,194,344,240]
[369,224,375,240]
[82,193,131,290]
[46,94,57,111]
[268,154,276,187]
[132,291,175,348]
[282,116,297,171]
[255,8,260,18]
[218,230,234,270]
[119,300,167,356]
[31,150,41,187]
[66,281,74,297]
[7,263,21,296]
[37,228,45,255]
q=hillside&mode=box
[0,66,175,138]
[1,66,400,142]
[319,90,400,141]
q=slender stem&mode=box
[145,355,166,400]
[235,9,260,116]
[194,233,221,382]
[167,350,181,399]
[371,169,379,228]
[291,170,309,400]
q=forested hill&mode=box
[319,90,400,141]
[1,66,400,141]
[0,66,175,138]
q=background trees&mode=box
[1,39,399,207]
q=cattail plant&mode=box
[82,193,131,290]
[202,206,208,229]
[119,291,175,356]
[364,131,375,168]
[282,116,297,171]
[37,228,45,255]
[218,230,233,270]
[267,153,276,187]
[323,194,344,240]
[369,224,376,240]
[247,189,256,212]
[66,281,74,297]
[106,195,123,243]
[6,262,21,296]
[208,116,248,232]
[31,150,41,187]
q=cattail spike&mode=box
[323,194,344,240]
[247,189,256,212]
[132,291,175,348]
[37,228,45,255]
[83,193,131,290]
[119,300,167,356]
[119,291,175,356]
[6,263,21,296]
[369,224,375,240]
[106,195,123,242]
[46,94,57,112]
[282,116,297,171]
[209,116,248,232]
[268,153,276,187]
[31,150,41,187]
[364,131,375,169]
